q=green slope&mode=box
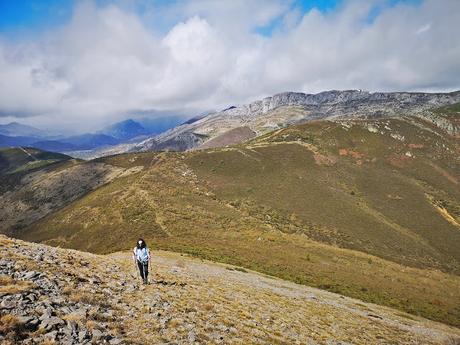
[0,147,71,175]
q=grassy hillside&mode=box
[188,117,460,272]
[17,115,460,326]
[0,147,71,175]
[0,149,142,235]
[434,102,460,118]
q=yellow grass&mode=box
[0,275,35,294]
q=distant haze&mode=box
[0,0,459,133]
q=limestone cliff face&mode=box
[223,90,460,118]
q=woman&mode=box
[133,239,151,284]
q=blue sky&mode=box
[0,0,73,33]
[0,1,346,40]
[1,0,415,34]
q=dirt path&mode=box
[19,146,37,161]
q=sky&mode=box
[0,0,459,133]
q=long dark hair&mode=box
[136,238,147,249]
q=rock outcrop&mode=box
[0,237,127,344]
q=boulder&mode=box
[78,329,90,342]
[40,316,65,331]
[92,329,103,341]
[23,271,40,280]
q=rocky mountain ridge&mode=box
[133,89,460,153]
[219,90,460,118]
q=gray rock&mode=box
[78,329,90,342]
[16,315,34,324]
[16,315,40,330]
[50,297,65,307]
[44,330,58,340]
[92,329,103,340]
[66,320,78,334]
[39,308,53,320]
[24,293,37,302]
[60,306,73,314]
[60,338,75,345]
[40,316,65,331]
[23,271,40,280]
[188,330,196,343]
[0,299,16,309]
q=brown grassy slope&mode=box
[199,126,256,149]
[186,117,460,271]
[19,116,460,326]
[0,154,142,235]
[2,235,460,345]
[0,147,73,196]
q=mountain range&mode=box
[77,89,458,157]
[0,122,52,138]
[0,116,186,155]
[2,90,458,159]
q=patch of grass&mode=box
[67,291,106,306]
[233,267,248,273]
[0,314,29,342]
[61,312,86,323]
[203,303,214,311]
[0,275,35,294]
[394,312,417,321]
[0,314,22,334]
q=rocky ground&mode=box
[1,235,459,344]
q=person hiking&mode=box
[133,239,151,284]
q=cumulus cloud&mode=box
[0,0,459,132]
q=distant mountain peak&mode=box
[99,119,148,140]
[116,119,140,126]
[0,122,48,138]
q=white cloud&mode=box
[415,23,431,35]
[0,0,459,132]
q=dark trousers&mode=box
[137,260,149,281]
